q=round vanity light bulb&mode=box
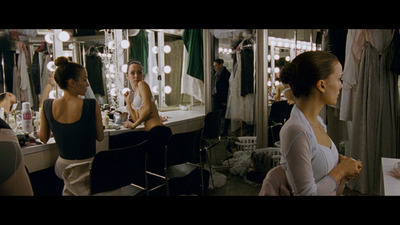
[152,46,159,54]
[164,86,172,94]
[164,65,171,74]
[58,31,70,42]
[108,41,116,49]
[120,40,130,49]
[152,66,159,74]
[109,65,115,73]
[49,90,56,99]
[45,34,53,44]
[121,88,130,95]
[110,88,117,97]
[163,45,171,53]
[47,61,56,72]
[121,64,128,73]
[152,86,159,94]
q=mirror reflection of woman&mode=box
[123,60,164,131]
[123,60,172,173]
[0,92,17,114]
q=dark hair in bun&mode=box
[280,51,339,98]
[54,56,69,68]
[54,56,85,89]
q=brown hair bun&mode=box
[54,56,69,68]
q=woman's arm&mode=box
[329,154,362,183]
[275,84,282,101]
[39,76,55,108]
[94,100,104,142]
[124,89,139,122]
[38,104,50,144]
[281,127,338,196]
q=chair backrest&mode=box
[165,128,203,166]
[90,140,149,195]
[268,124,282,147]
[269,101,293,125]
[202,110,222,140]
[109,130,149,150]
[259,165,292,196]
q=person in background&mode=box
[279,51,362,196]
[123,60,172,173]
[39,56,104,180]
[0,92,17,113]
[39,73,56,108]
[0,117,34,195]
[275,77,295,105]
[212,58,231,136]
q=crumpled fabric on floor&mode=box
[228,151,252,177]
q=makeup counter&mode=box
[20,105,205,173]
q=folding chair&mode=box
[90,140,164,196]
[164,128,209,196]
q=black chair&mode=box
[90,140,164,196]
[164,128,209,196]
[200,109,231,189]
[109,130,149,149]
[268,101,293,125]
[268,101,294,147]
[201,110,223,149]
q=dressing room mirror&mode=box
[0,29,108,111]
[144,29,203,111]
[210,29,256,137]
[267,29,320,103]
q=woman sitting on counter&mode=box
[39,56,104,179]
[123,60,172,173]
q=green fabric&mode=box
[182,29,204,81]
[129,29,148,75]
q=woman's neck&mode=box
[61,90,80,100]
[295,96,324,124]
[131,82,139,92]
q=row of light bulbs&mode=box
[267,80,281,87]
[103,40,174,96]
[44,30,175,97]
[44,31,71,44]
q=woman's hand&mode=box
[330,155,362,183]
[124,90,131,105]
[122,121,136,129]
